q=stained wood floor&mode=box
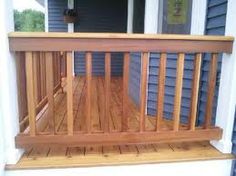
[27,76,186,134]
[10,76,234,170]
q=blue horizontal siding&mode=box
[147,53,194,123]
[74,52,123,76]
[198,0,227,125]
[48,0,68,32]
[129,53,141,105]
[231,108,236,176]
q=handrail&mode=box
[8,32,234,41]
[8,32,234,53]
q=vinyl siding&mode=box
[198,0,227,125]
[142,0,227,125]
[147,53,194,122]
[48,0,68,32]
[231,108,236,176]
[129,53,141,105]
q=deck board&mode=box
[9,76,234,170]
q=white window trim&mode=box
[190,0,207,35]
[68,0,75,76]
[44,0,48,32]
[127,0,134,33]
[210,0,236,153]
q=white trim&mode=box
[44,0,48,32]
[127,0,134,33]
[144,0,159,114]
[144,0,159,34]
[157,0,163,33]
[211,0,236,153]
[0,0,23,165]
[190,0,207,35]
[5,160,233,176]
[68,0,75,76]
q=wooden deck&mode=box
[25,76,188,134]
[6,141,234,170]
[8,76,234,170]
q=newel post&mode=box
[211,0,236,153]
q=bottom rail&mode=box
[15,127,222,148]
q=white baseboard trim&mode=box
[5,160,233,176]
[210,140,233,154]
[6,149,24,165]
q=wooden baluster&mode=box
[204,53,218,128]
[86,52,92,133]
[67,52,74,135]
[122,52,130,131]
[45,52,55,134]
[25,52,36,136]
[173,53,185,131]
[140,52,149,132]
[156,53,167,131]
[104,52,111,132]
[33,52,39,104]
[189,53,202,130]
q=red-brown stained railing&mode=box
[45,52,55,134]
[140,52,149,132]
[173,53,185,131]
[10,32,233,148]
[86,52,92,133]
[189,53,202,130]
[25,52,36,136]
[156,53,167,131]
[204,53,218,128]
[104,52,111,132]
[66,52,74,135]
[122,53,130,132]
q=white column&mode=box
[127,0,134,33]
[210,0,236,153]
[0,109,5,176]
[68,0,75,75]
[144,0,159,34]
[44,0,49,32]
[190,0,207,35]
[0,0,23,165]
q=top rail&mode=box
[8,32,234,53]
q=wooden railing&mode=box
[9,32,234,148]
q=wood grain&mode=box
[140,52,149,132]
[86,52,92,133]
[66,52,73,135]
[204,53,218,129]
[25,52,36,136]
[45,52,55,134]
[156,53,167,131]
[8,32,234,41]
[104,52,111,132]
[15,128,222,147]
[173,53,185,131]
[189,53,202,130]
[9,32,233,53]
[122,53,130,131]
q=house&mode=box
[1,0,236,176]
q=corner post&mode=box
[0,0,23,166]
[210,0,236,153]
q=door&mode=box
[74,0,128,76]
